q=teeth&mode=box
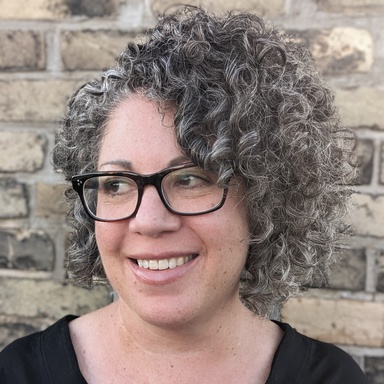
[168,258,177,269]
[158,259,168,270]
[136,255,194,270]
[149,260,158,270]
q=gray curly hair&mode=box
[52,6,356,317]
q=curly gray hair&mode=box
[52,6,356,317]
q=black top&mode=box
[0,315,368,383]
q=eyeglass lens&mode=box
[81,166,225,221]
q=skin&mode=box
[69,95,283,383]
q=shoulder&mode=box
[0,315,82,384]
[268,321,369,384]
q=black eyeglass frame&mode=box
[71,163,229,222]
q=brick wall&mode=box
[1,0,383,381]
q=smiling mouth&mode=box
[136,255,197,271]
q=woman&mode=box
[0,6,368,383]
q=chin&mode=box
[113,289,199,328]
[136,304,199,330]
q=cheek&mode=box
[222,203,249,247]
[219,205,250,266]
[95,223,106,251]
[95,222,123,255]
[95,223,128,287]
[196,207,250,260]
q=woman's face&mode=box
[96,95,250,328]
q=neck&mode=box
[71,298,283,384]
[109,297,265,358]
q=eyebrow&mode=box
[99,156,191,171]
[99,160,132,170]
[169,156,191,167]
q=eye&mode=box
[99,176,136,195]
[170,168,216,190]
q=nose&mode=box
[128,185,182,237]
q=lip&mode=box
[127,253,200,286]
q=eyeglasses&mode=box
[71,163,228,222]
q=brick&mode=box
[355,139,374,185]
[281,297,384,347]
[381,142,384,185]
[35,183,67,217]
[0,31,45,71]
[0,0,67,19]
[0,80,81,122]
[310,28,372,75]
[150,0,285,17]
[0,131,46,172]
[0,232,9,267]
[0,257,7,268]
[64,0,121,17]
[0,230,54,271]
[0,232,8,258]
[0,320,40,350]
[0,0,121,20]
[377,251,384,292]
[329,249,366,291]
[366,356,384,384]
[334,88,384,130]
[0,277,110,319]
[0,179,28,219]
[61,30,132,71]
[348,194,384,238]
[11,231,55,271]
[378,275,384,292]
[318,0,384,16]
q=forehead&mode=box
[98,96,182,171]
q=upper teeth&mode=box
[137,255,194,270]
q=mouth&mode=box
[135,255,197,271]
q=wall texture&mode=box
[0,0,383,382]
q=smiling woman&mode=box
[0,6,368,384]
[90,96,251,332]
